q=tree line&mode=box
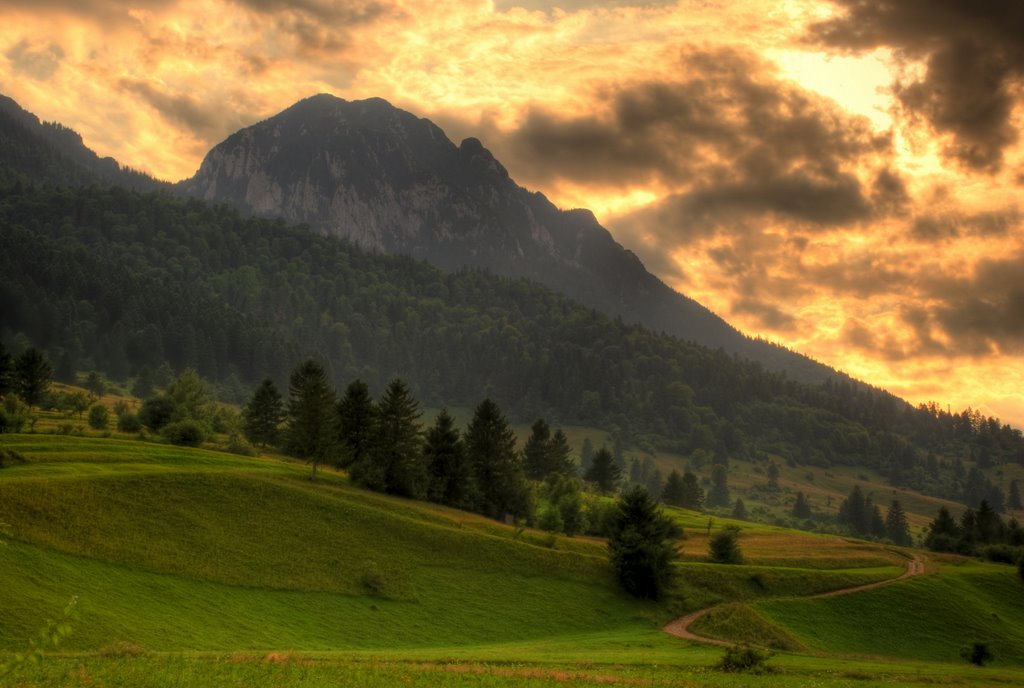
[242,358,644,533]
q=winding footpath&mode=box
[662,555,925,646]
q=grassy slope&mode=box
[756,559,1024,664]
[0,435,648,652]
[3,431,1024,687]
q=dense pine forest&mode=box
[1,182,1022,517]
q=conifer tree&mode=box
[792,491,812,519]
[242,378,285,447]
[680,471,704,511]
[924,506,961,552]
[356,378,425,498]
[424,409,475,508]
[838,485,868,534]
[466,398,529,520]
[607,486,678,599]
[732,497,747,520]
[15,347,52,408]
[884,500,911,545]
[585,447,622,494]
[522,418,552,480]
[548,428,574,477]
[705,462,730,508]
[285,359,337,480]
[661,469,686,507]
[337,379,376,469]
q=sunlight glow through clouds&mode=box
[1,0,1022,424]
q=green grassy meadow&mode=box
[2,431,1024,687]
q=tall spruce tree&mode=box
[661,469,686,507]
[838,485,868,535]
[242,378,285,447]
[607,486,678,599]
[337,379,376,469]
[924,506,961,552]
[680,471,704,511]
[705,462,730,508]
[15,347,52,408]
[548,428,574,478]
[884,500,911,545]
[424,409,475,509]
[465,398,529,520]
[285,359,337,480]
[585,447,622,494]
[522,418,552,480]
[357,378,425,498]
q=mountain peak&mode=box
[179,96,839,383]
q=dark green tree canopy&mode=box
[705,462,730,508]
[661,469,686,507]
[424,409,475,509]
[709,525,743,564]
[356,378,425,499]
[285,359,337,478]
[336,379,376,469]
[607,485,679,599]
[242,378,285,447]
[884,499,911,546]
[585,447,622,494]
[466,398,528,520]
[792,491,812,519]
[14,347,52,408]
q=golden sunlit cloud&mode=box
[1,0,1022,425]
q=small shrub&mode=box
[979,544,1023,565]
[87,404,109,430]
[960,642,993,666]
[162,420,205,447]
[224,432,256,457]
[0,448,27,468]
[717,644,774,673]
[117,412,142,433]
[709,525,744,564]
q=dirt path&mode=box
[662,555,925,646]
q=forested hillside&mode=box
[1,182,1021,513]
[0,96,161,191]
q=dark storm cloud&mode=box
[231,0,387,22]
[810,0,1024,172]
[732,298,798,332]
[927,252,1024,356]
[487,47,890,279]
[498,47,886,191]
[837,251,1024,360]
[911,208,1021,241]
[119,79,252,139]
[5,39,65,80]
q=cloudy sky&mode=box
[2,0,1023,424]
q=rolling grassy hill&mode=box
[2,431,1024,687]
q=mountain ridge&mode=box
[179,93,841,384]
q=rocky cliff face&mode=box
[180,94,836,383]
